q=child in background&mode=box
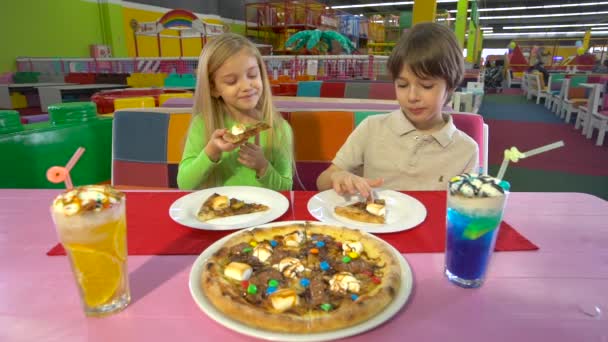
[178,33,293,190]
[317,22,479,196]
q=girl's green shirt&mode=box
[177,114,293,191]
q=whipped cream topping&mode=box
[366,202,385,217]
[231,124,246,135]
[272,257,309,279]
[52,185,125,216]
[283,230,305,247]
[329,272,361,294]
[252,242,273,263]
[449,173,509,198]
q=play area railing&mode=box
[15,55,390,80]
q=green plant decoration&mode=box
[285,29,356,54]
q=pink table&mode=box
[2,190,607,341]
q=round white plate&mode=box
[169,186,289,230]
[188,221,413,342]
[307,189,427,233]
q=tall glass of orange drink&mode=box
[51,185,130,316]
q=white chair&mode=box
[452,92,474,112]
[585,93,608,146]
[560,84,589,123]
[466,82,484,94]
[521,73,529,96]
[526,73,548,104]
[551,78,570,114]
[574,84,601,133]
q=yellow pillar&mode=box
[476,30,483,64]
[466,22,476,63]
[583,30,591,50]
[454,0,469,48]
[413,0,437,25]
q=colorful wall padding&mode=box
[112,107,486,190]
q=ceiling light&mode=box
[447,11,608,20]
[448,2,608,13]
[503,23,608,29]
[484,30,608,37]
[330,0,457,10]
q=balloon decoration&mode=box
[577,47,586,56]
[575,40,583,48]
[285,29,356,54]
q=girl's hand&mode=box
[330,171,384,199]
[205,129,238,162]
[238,142,269,177]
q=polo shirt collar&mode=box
[389,110,456,147]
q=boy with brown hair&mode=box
[317,22,479,196]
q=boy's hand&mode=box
[205,129,239,162]
[238,142,269,177]
[330,171,383,198]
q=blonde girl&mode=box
[177,33,293,190]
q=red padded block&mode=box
[113,160,169,187]
[294,161,330,191]
[368,83,396,100]
[452,113,485,167]
[320,82,346,98]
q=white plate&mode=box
[169,186,289,230]
[307,189,427,233]
[188,221,413,342]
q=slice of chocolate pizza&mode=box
[197,193,269,221]
[223,122,270,144]
[334,199,386,224]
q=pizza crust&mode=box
[200,222,402,333]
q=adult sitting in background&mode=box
[592,60,608,73]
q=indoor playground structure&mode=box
[130,8,225,57]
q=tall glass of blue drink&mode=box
[445,173,509,288]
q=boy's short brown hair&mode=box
[387,22,464,91]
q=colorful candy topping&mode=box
[316,241,325,248]
[247,283,257,294]
[320,303,333,312]
[299,278,310,287]
[268,279,279,287]
[320,261,330,271]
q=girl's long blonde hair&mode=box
[192,33,293,187]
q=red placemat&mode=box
[47,191,538,256]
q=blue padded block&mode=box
[297,81,322,97]
[113,110,169,163]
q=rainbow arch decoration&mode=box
[130,8,226,56]
[131,8,224,36]
[159,9,198,30]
